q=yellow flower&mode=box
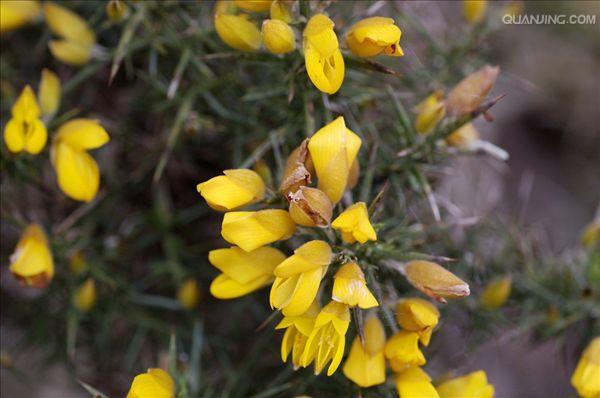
[270,0,292,23]
[51,119,110,202]
[9,224,54,288]
[270,240,331,316]
[234,0,272,12]
[70,250,87,276]
[127,368,175,398]
[331,202,377,244]
[571,337,600,398]
[415,91,445,134]
[463,0,488,25]
[303,14,345,94]
[396,366,440,398]
[445,65,499,117]
[38,68,61,116]
[197,169,266,211]
[288,187,332,227]
[332,263,378,308]
[177,278,201,310]
[276,300,320,369]
[3,85,47,154]
[446,123,479,148]
[221,209,295,252]
[581,221,600,249]
[209,246,285,299]
[480,276,512,310]
[342,316,386,387]
[385,331,426,372]
[437,370,495,398]
[396,298,439,346]
[346,17,403,58]
[0,0,40,33]
[307,116,361,203]
[44,2,96,66]
[400,260,470,303]
[300,301,350,376]
[106,0,128,22]
[74,278,97,312]
[214,12,262,52]
[262,19,295,55]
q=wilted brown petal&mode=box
[288,187,333,227]
[279,139,315,196]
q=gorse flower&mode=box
[106,0,128,22]
[3,85,47,154]
[332,263,378,308]
[214,1,262,52]
[288,187,332,227]
[307,116,361,203]
[177,278,201,310]
[261,19,295,54]
[235,0,272,12]
[331,202,377,244]
[209,246,285,298]
[301,301,350,375]
[343,316,386,387]
[270,0,292,23]
[346,17,403,58]
[385,330,426,371]
[270,240,332,316]
[395,366,439,398]
[51,119,110,202]
[400,260,470,303]
[73,278,97,312]
[463,0,488,25]
[436,370,495,398]
[0,0,40,33]
[127,368,175,398]
[276,300,320,369]
[9,223,54,288]
[571,337,600,398]
[480,276,512,310]
[445,65,499,117]
[221,209,295,251]
[446,122,479,148]
[38,69,61,117]
[415,90,445,134]
[303,14,345,94]
[396,298,439,346]
[44,2,96,66]
[197,169,266,211]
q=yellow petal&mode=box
[346,17,402,58]
[384,331,426,368]
[415,91,446,134]
[197,169,265,211]
[44,2,95,44]
[214,13,262,52]
[280,267,324,316]
[331,202,377,243]
[23,118,48,154]
[52,141,100,202]
[463,0,488,24]
[73,278,96,312]
[0,0,40,33]
[571,337,600,398]
[343,337,386,387]
[396,298,439,346]
[177,278,201,309]
[38,68,61,116]
[401,260,470,303]
[274,240,331,277]
[48,39,93,66]
[221,209,295,252]
[332,263,378,309]
[234,0,271,12]
[480,276,512,310]
[303,14,335,38]
[270,0,292,23]
[446,123,479,148]
[9,223,54,288]
[55,119,110,150]
[209,246,285,284]
[127,368,175,398]
[437,370,495,398]
[262,19,295,55]
[4,118,26,153]
[396,366,439,398]
[210,272,273,299]
[304,43,344,95]
[12,85,41,120]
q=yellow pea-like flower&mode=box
[331,202,377,244]
[581,220,600,250]
[270,240,332,316]
[445,65,499,117]
[385,331,426,372]
[9,224,54,289]
[307,116,361,203]
[127,368,175,398]
[463,0,488,25]
[400,260,470,303]
[38,68,61,116]
[4,85,47,154]
[446,123,479,148]
[480,276,512,310]
[288,187,332,227]
[396,298,439,346]
[0,0,40,33]
[415,91,445,135]
[332,263,378,308]
[234,0,272,12]
[342,316,386,387]
[197,169,266,211]
[262,19,295,55]
[214,12,262,52]
[300,301,350,376]
[395,366,440,398]
[51,119,110,202]
[73,278,97,312]
[276,300,320,369]
[303,14,345,94]
[69,250,87,276]
[106,0,129,22]
[209,246,285,299]
[221,209,295,252]
[571,337,600,398]
[44,2,96,66]
[346,17,403,58]
[177,278,201,310]
[270,0,292,23]
[437,370,495,398]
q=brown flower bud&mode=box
[399,260,470,303]
[288,187,333,227]
[346,158,360,190]
[445,65,500,117]
[279,139,315,196]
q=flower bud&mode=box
[9,224,54,288]
[69,250,87,276]
[177,278,201,310]
[463,0,488,25]
[262,19,295,54]
[437,370,495,398]
[415,90,445,134]
[480,276,512,310]
[106,0,129,22]
[74,278,96,312]
[197,169,265,211]
[288,187,332,227]
[399,260,470,303]
[270,0,292,23]
[446,122,479,148]
[346,17,403,58]
[445,65,499,117]
[279,139,314,196]
[38,69,61,116]
[214,13,262,52]
[234,0,271,12]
